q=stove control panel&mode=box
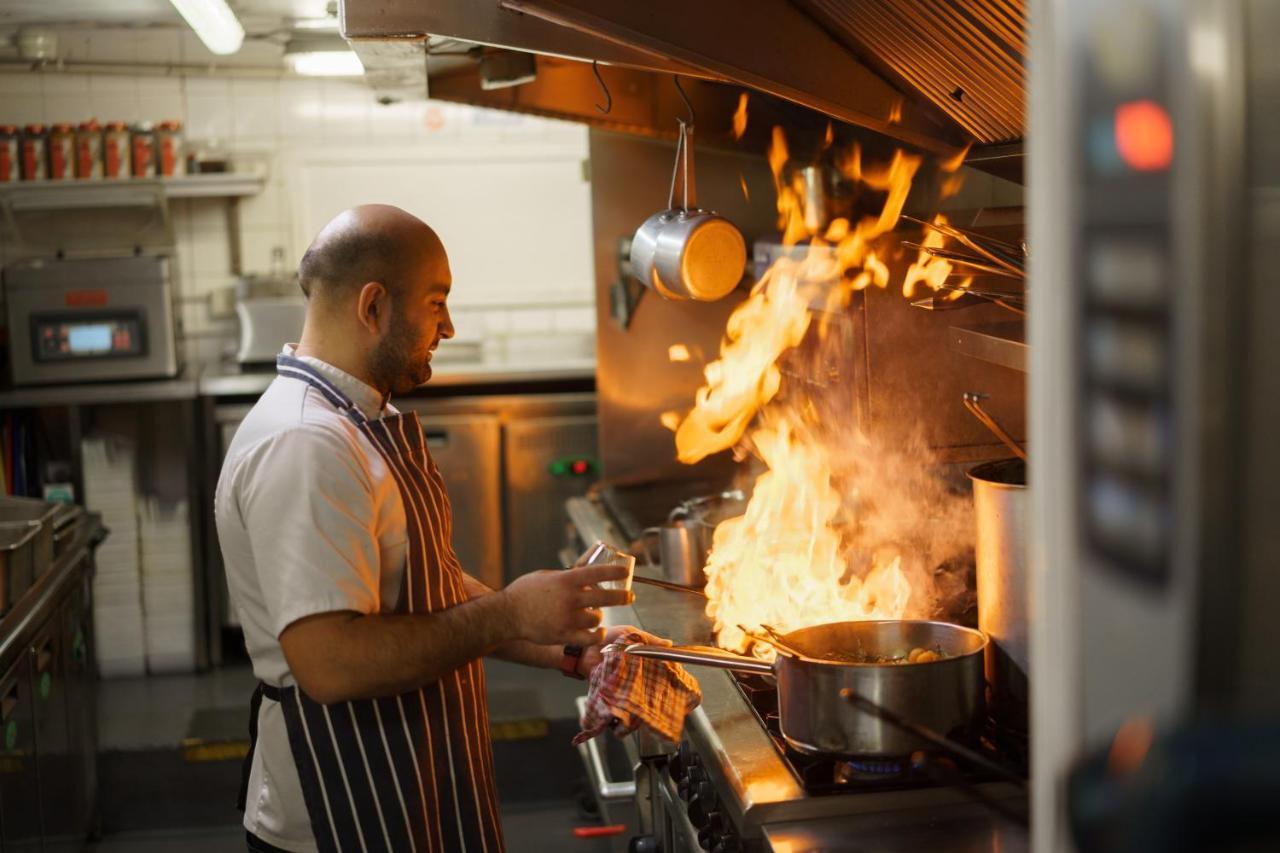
[670,741,743,853]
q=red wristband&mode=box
[561,645,586,680]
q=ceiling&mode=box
[0,0,332,30]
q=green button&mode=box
[5,721,16,751]
[39,672,51,701]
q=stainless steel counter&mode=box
[199,357,596,397]
[0,357,595,407]
[0,369,200,408]
[763,802,1029,852]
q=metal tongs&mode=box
[902,215,1026,278]
[911,285,1025,316]
[963,392,1026,461]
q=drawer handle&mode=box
[573,696,636,802]
[424,429,449,449]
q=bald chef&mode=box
[216,205,633,853]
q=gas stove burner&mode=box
[839,758,908,780]
[727,668,1026,797]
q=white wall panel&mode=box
[288,142,594,308]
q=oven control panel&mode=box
[32,312,146,362]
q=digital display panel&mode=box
[67,323,114,354]
[32,313,145,362]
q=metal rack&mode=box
[949,323,1027,373]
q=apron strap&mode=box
[237,682,286,813]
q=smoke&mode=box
[766,302,977,625]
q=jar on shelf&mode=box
[103,121,130,179]
[156,119,185,177]
[0,125,19,183]
[75,119,103,180]
[131,121,155,178]
[48,122,76,180]
[20,123,48,181]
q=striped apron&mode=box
[238,354,504,853]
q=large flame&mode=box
[670,126,975,655]
[704,417,911,654]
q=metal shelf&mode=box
[0,174,264,210]
[949,322,1027,373]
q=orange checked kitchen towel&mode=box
[573,631,703,744]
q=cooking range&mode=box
[566,487,1029,853]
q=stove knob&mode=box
[628,835,659,853]
[712,834,742,853]
[698,810,728,849]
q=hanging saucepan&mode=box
[626,619,986,758]
[630,119,747,302]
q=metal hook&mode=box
[673,74,695,126]
[592,60,612,115]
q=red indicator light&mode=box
[1114,100,1173,171]
[571,459,589,475]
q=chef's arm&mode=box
[461,573,567,670]
[463,574,641,677]
[279,563,629,704]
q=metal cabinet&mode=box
[409,413,504,591]
[62,571,96,847]
[0,654,43,851]
[503,415,598,582]
[31,614,77,852]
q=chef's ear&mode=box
[355,281,391,334]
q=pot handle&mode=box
[666,121,686,211]
[624,643,773,675]
[665,120,698,212]
[638,527,661,566]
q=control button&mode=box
[1088,395,1167,475]
[1087,241,1167,309]
[1086,318,1167,392]
[1087,476,1165,565]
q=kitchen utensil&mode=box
[627,620,987,757]
[641,518,713,587]
[911,288,1026,316]
[968,457,1029,732]
[900,241,1025,279]
[631,574,706,596]
[629,120,747,301]
[574,541,636,593]
[751,624,815,661]
[902,215,1026,277]
[963,392,1027,461]
[639,488,744,587]
[0,520,41,614]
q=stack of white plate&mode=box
[139,498,196,673]
[82,436,146,678]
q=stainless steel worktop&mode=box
[199,357,597,397]
[0,357,596,407]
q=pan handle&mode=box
[624,643,774,675]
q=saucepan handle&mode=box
[625,643,773,675]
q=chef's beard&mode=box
[369,311,432,396]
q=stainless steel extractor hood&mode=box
[341,0,1024,162]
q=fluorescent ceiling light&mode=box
[285,35,364,76]
[286,49,364,77]
[168,0,244,55]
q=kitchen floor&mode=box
[90,658,629,852]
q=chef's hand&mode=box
[576,625,672,678]
[502,564,633,647]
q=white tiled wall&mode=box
[0,26,597,366]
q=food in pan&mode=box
[821,646,947,665]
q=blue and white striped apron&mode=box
[239,354,504,853]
